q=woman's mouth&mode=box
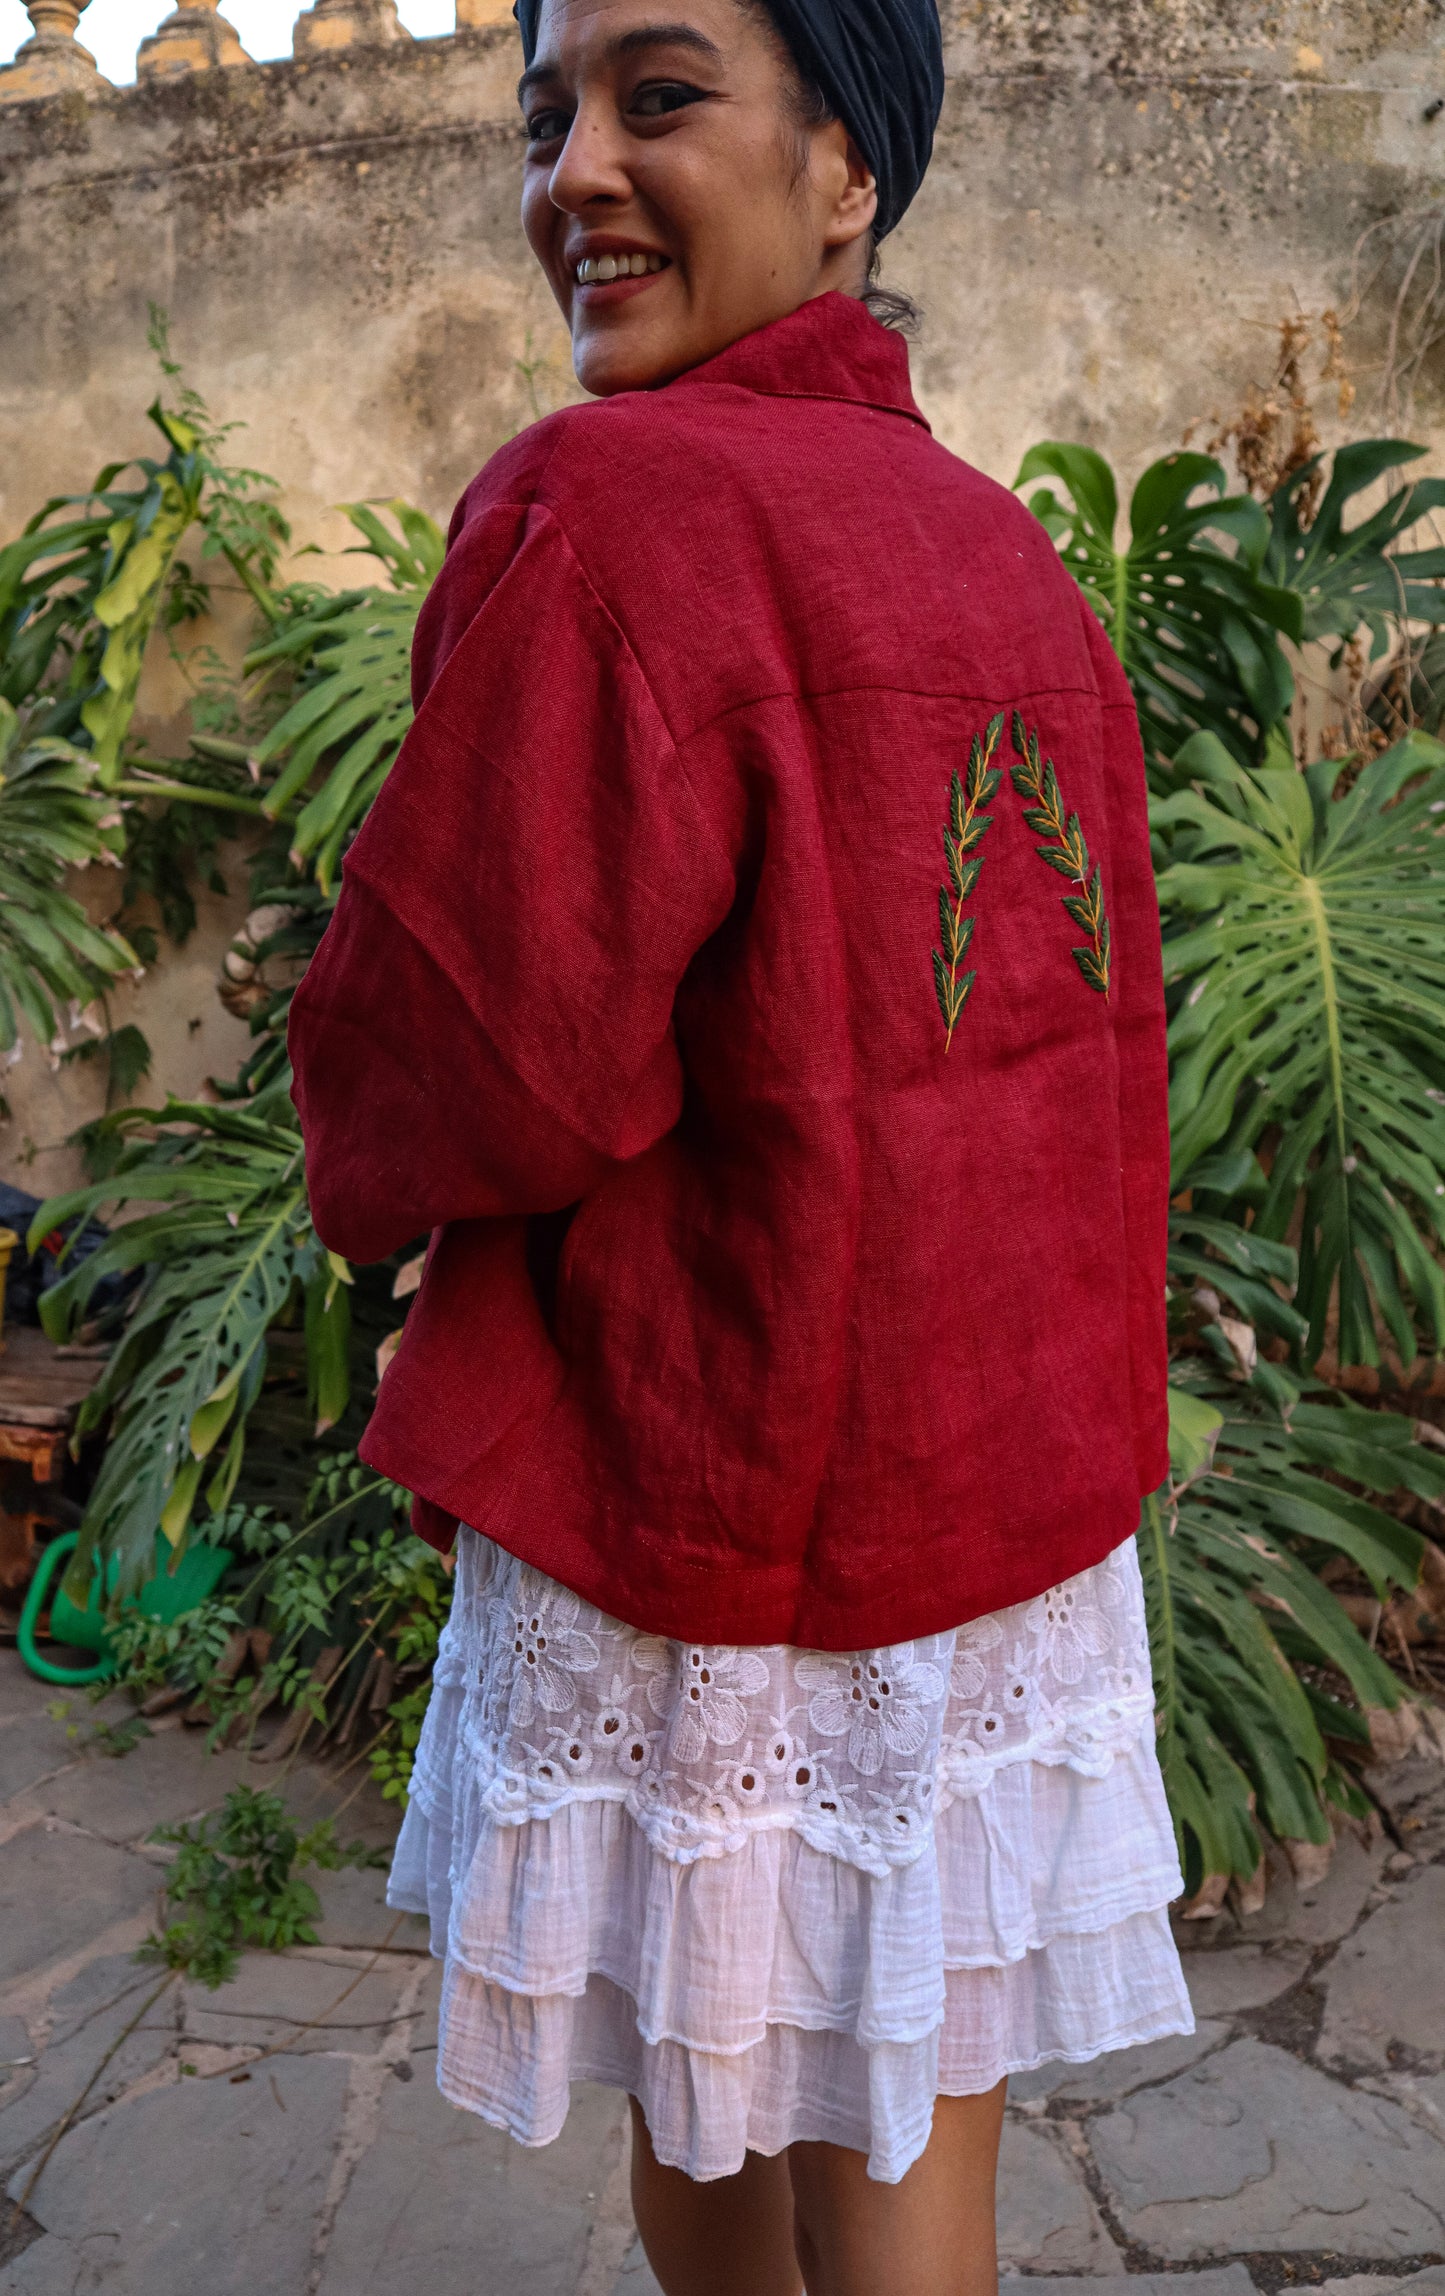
[574,251,668,283]
[569,249,670,303]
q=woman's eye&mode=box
[526,108,572,143]
[629,80,707,119]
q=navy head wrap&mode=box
[513,0,943,239]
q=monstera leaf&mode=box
[1157,727,1445,1366]
[32,1083,350,1598]
[1014,442,1301,776]
[1264,439,1445,655]
[1143,1372,1441,1891]
[248,502,443,892]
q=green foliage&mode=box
[1158,727,1445,1366]
[247,502,443,892]
[1013,442,1300,775]
[139,1783,382,1989]
[0,713,138,1052]
[0,401,202,762]
[1263,440,1445,656]
[107,1464,450,1806]
[30,1083,350,1598]
[1144,1373,1445,1890]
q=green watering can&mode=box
[18,1532,233,1687]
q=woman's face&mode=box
[519,0,877,395]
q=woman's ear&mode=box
[821,126,878,249]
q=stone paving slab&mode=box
[3,2052,349,2295]
[1318,1866,1445,2073]
[180,1946,413,2058]
[13,1728,260,1846]
[1181,1941,1314,2017]
[1009,2024,1227,2106]
[317,2073,627,2296]
[313,1860,431,1953]
[0,1956,174,2180]
[0,1716,86,1805]
[1000,2276,1258,2296]
[0,1826,157,1991]
[995,2120,1121,2272]
[1318,2275,1445,2296]
[1090,2036,1445,2257]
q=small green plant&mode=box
[139,1783,384,1990]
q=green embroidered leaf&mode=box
[931,947,952,1028]
[1010,714,1113,997]
[932,717,1004,1048]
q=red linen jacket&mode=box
[289,291,1170,1651]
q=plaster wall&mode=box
[2,0,1445,1187]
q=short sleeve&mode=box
[289,491,738,1263]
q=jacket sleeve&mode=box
[1080,603,1171,1496]
[288,490,738,1264]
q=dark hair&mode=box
[738,0,923,335]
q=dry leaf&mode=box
[1365,1703,1424,1764]
[392,1254,426,1301]
[1284,1835,1333,1887]
[1180,1871,1230,1919]
[1218,1315,1258,1380]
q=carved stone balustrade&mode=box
[292,0,411,55]
[0,0,106,103]
[136,0,249,78]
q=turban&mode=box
[513,0,944,239]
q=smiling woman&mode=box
[287,0,1190,2281]
[516,0,881,391]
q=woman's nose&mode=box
[548,106,631,212]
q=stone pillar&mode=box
[0,0,106,103]
[455,0,515,27]
[291,0,411,55]
[136,0,249,77]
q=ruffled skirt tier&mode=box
[388,1530,1192,2182]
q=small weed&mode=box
[139,1783,385,1990]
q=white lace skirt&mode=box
[388,1528,1192,2183]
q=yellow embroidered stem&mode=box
[932,711,1005,1049]
[1009,713,1112,998]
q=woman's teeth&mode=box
[574,252,666,283]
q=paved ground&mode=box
[1,1647,1443,2295]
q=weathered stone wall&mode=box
[2,0,1444,1186]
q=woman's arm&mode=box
[289,496,737,1264]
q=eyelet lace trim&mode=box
[421,1533,1155,1879]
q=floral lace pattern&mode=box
[428,1533,1156,1879]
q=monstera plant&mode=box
[1159,727,1445,1368]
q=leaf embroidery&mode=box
[932,712,1005,1049]
[1009,713,1112,998]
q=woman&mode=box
[288,0,1193,2280]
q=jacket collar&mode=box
[665,292,930,433]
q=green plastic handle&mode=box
[16,1535,114,1687]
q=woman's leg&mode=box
[787,2082,1008,2296]
[627,2097,804,2296]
